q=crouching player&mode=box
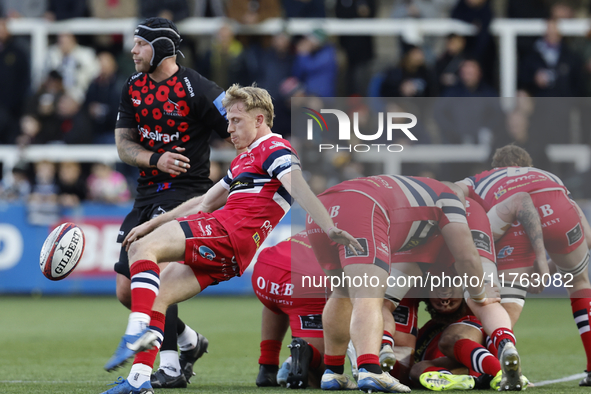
[458,144,591,385]
[252,231,329,389]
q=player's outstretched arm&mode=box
[280,170,363,254]
[115,127,191,175]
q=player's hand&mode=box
[158,147,191,176]
[327,227,364,256]
[123,221,155,250]
[467,283,500,307]
[528,258,550,294]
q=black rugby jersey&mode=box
[116,66,229,206]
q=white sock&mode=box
[125,312,151,336]
[128,363,152,388]
[159,350,181,376]
[177,326,198,351]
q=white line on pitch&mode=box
[533,373,586,387]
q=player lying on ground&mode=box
[410,283,530,391]
[98,84,362,394]
[457,144,591,386]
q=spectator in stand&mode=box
[18,70,64,146]
[505,0,548,66]
[88,0,137,18]
[434,59,503,146]
[85,51,124,144]
[55,93,94,144]
[451,0,496,87]
[0,161,31,202]
[254,32,294,136]
[191,0,225,17]
[57,161,87,207]
[45,32,100,104]
[139,0,190,22]
[335,0,376,96]
[0,17,30,144]
[28,160,59,225]
[199,24,243,89]
[390,0,456,61]
[435,34,467,93]
[2,0,46,18]
[519,18,582,97]
[293,28,338,97]
[87,162,131,204]
[226,0,281,24]
[380,46,435,98]
[45,0,88,20]
[283,0,325,18]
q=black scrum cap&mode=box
[134,17,183,73]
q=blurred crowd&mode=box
[3,0,591,212]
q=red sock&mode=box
[309,343,322,369]
[490,328,516,356]
[358,353,381,374]
[134,310,165,368]
[485,335,497,358]
[324,354,345,374]
[423,366,451,374]
[454,338,501,376]
[258,340,282,366]
[571,289,591,371]
[130,260,160,315]
[382,330,394,347]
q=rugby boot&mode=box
[499,343,524,391]
[419,371,475,391]
[277,358,292,387]
[346,341,359,381]
[150,368,187,389]
[179,332,209,383]
[379,344,396,372]
[492,370,531,391]
[320,369,358,390]
[100,377,154,394]
[580,370,591,386]
[256,364,279,387]
[357,368,411,393]
[286,338,312,389]
[104,329,158,372]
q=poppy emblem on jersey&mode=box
[497,245,514,259]
[199,245,216,261]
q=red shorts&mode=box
[177,213,239,290]
[394,298,419,336]
[496,222,535,270]
[530,191,584,254]
[252,261,327,338]
[306,192,390,272]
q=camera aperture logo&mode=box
[304,107,417,153]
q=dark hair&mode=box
[491,144,533,167]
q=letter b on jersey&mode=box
[539,204,554,217]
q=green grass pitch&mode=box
[0,296,588,393]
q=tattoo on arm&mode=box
[516,196,545,257]
[115,128,146,167]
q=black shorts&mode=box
[114,198,197,278]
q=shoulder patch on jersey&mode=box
[213,91,227,120]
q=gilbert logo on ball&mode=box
[39,223,85,281]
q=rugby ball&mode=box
[39,223,85,281]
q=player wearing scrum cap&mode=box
[109,17,233,389]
